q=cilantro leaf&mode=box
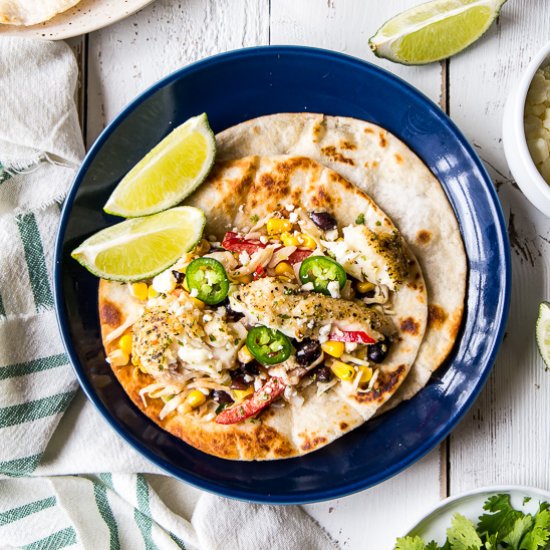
[484,533,499,550]
[477,494,524,539]
[395,535,426,550]
[502,515,534,549]
[447,513,482,550]
[426,542,442,550]
[520,507,550,550]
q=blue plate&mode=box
[54,46,510,504]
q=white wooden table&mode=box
[68,1,550,547]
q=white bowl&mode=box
[402,485,550,546]
[503,41,550,217]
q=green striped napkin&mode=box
[0,38,337,550]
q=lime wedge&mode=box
[71,206,206,281]
[104,113,216,218]
[536,301,550,370]
[369,0,507,65]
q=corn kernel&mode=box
[357,281,375,294]
[186,389,207,409]
[119,334,133,355]
[130,282,148,301]
[322,341,345,358]
[297,233,317,250]
[280,232,299,246]
[267,218,293,235]
[182,278,190,292]
[109,349,129,367]
[131,354,141,367]
[330,360,355,381]
[190,297,205,310]
[274,261,294,278]
[233,387,254,401]
[358,366,373,385]
[238,345,254,364]
[234,274,253,284]
[147,285,159,299]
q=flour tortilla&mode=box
[0,0,81,25]
[215,114,467,407]
[99,155,428,460]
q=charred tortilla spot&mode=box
[364,127,374,134]
[339,422,348,430]
[394,153,403,164]
[416,229,432,245]
[428,304,448,329]
[312,121,326,143]
[379,132,387,148]
[253,126,260,135]
[372,160,379,168]
[340,140,357,150]
[400,317,419,335]
[100,300,121,327]
[447,308,463,340]
[301,435,327,452]
[321,145,355,166]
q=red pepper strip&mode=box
[215,377,286,425]
[286,248,312,265]
[221,232,312,266]
[221,232,266,255]
[253,265,266,280]
[328,330,376,345]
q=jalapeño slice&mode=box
[299,256,347,295]
[185,257,229,305]
[246,326,292,365]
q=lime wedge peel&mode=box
[71,206,206,282]
[369,0,508,66]
[104,113,216,218]
[536,301,550,370]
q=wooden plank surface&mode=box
[447,0,550,494]
[85,0,269,146]
[84,2,445,548]
[81,1,550,548]
[269,2,446,546]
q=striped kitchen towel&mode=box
[0,37,84,476]
[0,38,337,550]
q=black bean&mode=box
[309,211,337,231]
[295,338,321,366]
[212,390,234,404]
[242,360,260,375]
[222,299,245,321]
[230,370,250,390]
[171,270,185,284]
[312,365,333,382]
[368,338,390,363]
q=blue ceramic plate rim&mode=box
[54,45,511,504]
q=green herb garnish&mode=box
[395,494,550,550]
[355,213,365,224]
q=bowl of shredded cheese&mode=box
[503,42,550,217]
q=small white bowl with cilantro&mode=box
[396,486,550,549]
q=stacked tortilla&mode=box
[100,114,466,460]
[0,0,81,26]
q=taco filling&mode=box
[95,153,429,460]
[113,206,409,425]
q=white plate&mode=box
[0,0,154,40]
[404,486,550,546]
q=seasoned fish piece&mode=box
[132,301,246,379]
[228,278,393,341]
[323,225,409,290]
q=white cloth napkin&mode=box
[0,37,337,550]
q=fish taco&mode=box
[99,155,428,460]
